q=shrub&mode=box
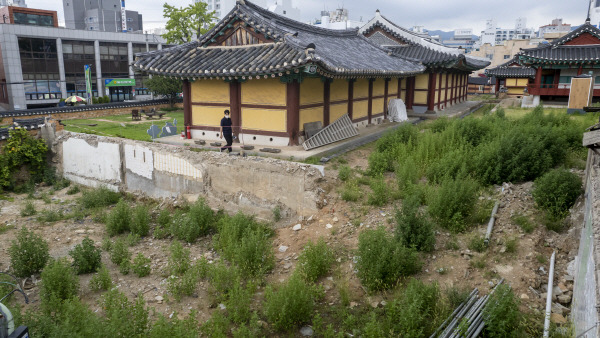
[20,200,36,216]
[512,214,535,233]
[79,186,120,209]
[148,311,199,337]
[40,258,79,307]
[168,241,191,276]
[264,274,317,331]
[356,227,421,291]
[483,284,522,337]
[102,289,149,337]
[131,205,150,237]
[272,205,281,222]
[0,128,48,189]
[505,237,518,254]
[395,196,435,252]
[468,236,486,253]
[532,168,582,220]
[9,227,50,277]
[89,264,113,291]
[340,180,362,202]
[338,165,352,182]
[386,279,445,337]
[376,123,417,153]
[446,285,470,308]
[69,237,102,274]
[109,238,131,267]
[226,282,255,324]
[367,176,389,206]
[428,176,480,233]
[66,185,80,195]
[106,199,131,236]
[37,209,64,223]
[157,209,171,227]
[206,261,240,302]
[297,238,334,282]
[214,213,274,276]
[171,199,214,242]
[132,253,151,277]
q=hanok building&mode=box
[359,10,490,113]
[485,57,535,98]
[133,0,488,146]
[488,19,600,106]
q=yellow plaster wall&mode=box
[330,103,348,122]
[192,106,225,127]
[389,78,398,95]
[241,108,286,132]
[353,100,368,119]
[300,77,323,105]
[516,78,528,86]
[354,79,369,99]
[191,80,229,103]
[372,98,384,114]
[373,78,385,96]
[438,74,447,89]
[330,80,347,101]
[400,89,406,101]
[507,87,525,95]
[415,74,429,90]
[414,91,428,104]
[241,79,286,106]
[299,107,323,130]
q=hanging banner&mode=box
[84,64,92,105]
[104,78,136,87]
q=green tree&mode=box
[162,2,217,44]
[145,76,182,107]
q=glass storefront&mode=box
[19,37,61,100]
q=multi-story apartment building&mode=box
[63,0,142,33]
[196,0,299,22]
[479,18,536,46]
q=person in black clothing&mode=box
[220,110,233,152]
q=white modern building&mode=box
[196,0,299,22]
[311,8,363,30]
[479,17,536,46]
[590,0,600,28]
[538,18,571,38]
[0,0,25,7]
[0,14,166,110]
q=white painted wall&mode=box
[124,144,153,179]
[62,138,121,183]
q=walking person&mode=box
[220,109,233,153]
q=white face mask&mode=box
[225,116,230,119]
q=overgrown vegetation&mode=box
[69,237,102,274]
[395,196,435,252]
[532,168,583,221]
[483,284,522,336]
[0,129,49,190]
[297,238,334,282]
[9,227,50,277]
[264,274,319,331]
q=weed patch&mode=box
[297,238,334,282]
[9,227,49,277]
[69,237,102,274]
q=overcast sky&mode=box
[27,0,592,33]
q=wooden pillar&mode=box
[437,73,443,110]
[553,70,560,87]
[323,79,330,126]
[183,80,192,126]
[577,65,583,76]
[459,74,464,102]
[229,81,241,139]
[445,73,449,106]
[534,67,542,91]
[427,72,437,112]
[462,74,467,101]
[450,74,455,104]
[495,78,500,93]
[367,78,373,124]
[286,81,300,146]
[397,78,402,99]
[347,79,354,120]
[406,77,414,110]
[384,78,389,115]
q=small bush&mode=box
[512,214,535,233]
[264,274,317,331]
[9,227,50,277]
[505,237,518,254]
[214,213,274,276]
[357,227,421,291]
[171,199,214,242]
[69,237,102,274]
[40,258,79,307]
[468,236,486,253]
[367,176,389,206]
[66,185,80,195]
[338,165,352,182]
[89,264,113,291]
[118,259,131,275]
[297,238,334,282]
[395,196,435,252]
[20,200,36,216]
[532,168,582,220]
[205,261,239,302]
[132,253,151,277]
[226,282,255,324]
[446,285,470,308]
[101,289,149,337]
[110,238,131,267]
[168,241,191,276]
[428,176,480,233]
[340,180,361,202]
[79,186,120,209]
[272,205,281,222]
[37,209,64,223]
[131,205,150,237]
[483,284,522,337]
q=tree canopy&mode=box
[145,76,182,107]
[162,2,217,44]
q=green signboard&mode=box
[104,78,136,87]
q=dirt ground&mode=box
[0,144,582,327]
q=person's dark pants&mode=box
[221,133,233,152]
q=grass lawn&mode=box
[63,111,183,141]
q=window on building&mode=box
[559,76,572,84]
[18,37,61,100]
[504,55,510,59]
[127,18,133,22]
[13,12,55,27]
[595,76,600,84]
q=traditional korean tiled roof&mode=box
[517,20,600,64]
[360,10,490,71]
[132,0,425,79]
[485,58,536,78]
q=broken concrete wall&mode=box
[52,132,324,220]
[572,149,600,337]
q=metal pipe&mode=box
[442,294,479,338]
[543,251,556,338]
[430,289,477,338]
[484,201,500,245]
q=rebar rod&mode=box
[430,289,478,338]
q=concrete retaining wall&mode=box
[52,132,324,220]
[573,149,600,337]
